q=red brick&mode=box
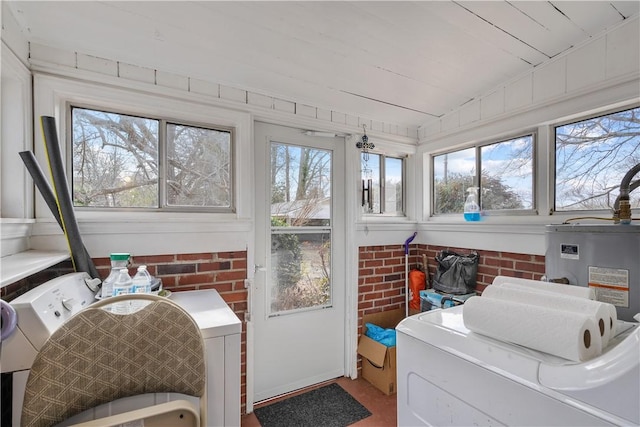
[359,268,374,277]
[384,289,402,297]
[478,265,500,276]
[359,251,374,260]
[217,251,245,259]
[375,266,394,275]
[233,259,248,269]
[363,291,383,300]
[176,272,215,286]
[177,253,214,261]
[198,261,227,272]
[217,270,246,281]
[374,250,394,259]
[134,254,175,264]
[515,261,546,273]
[364,259,384,268]
[221,290,248,303]
[359,284,374,293]
[358,301,374,310]
[500,252,533,261]
[374,283,391,291]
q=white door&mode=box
[253,122,345,402]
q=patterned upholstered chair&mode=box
[21,294,206,427]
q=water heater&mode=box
[545,224,639,322]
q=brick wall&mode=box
[1,251,249,415]
[357,243,546,370]
[417,244,546,294]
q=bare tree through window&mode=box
[555,106,640,211]
[71,107,233,210]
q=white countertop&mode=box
[170,289,242,338]
[0,250,70,288]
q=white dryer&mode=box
[396,305,639,426]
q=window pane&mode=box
[433,148,475,214]
[555,107,640,211]
[384,157,403,214]
[72,107,158,207]
[361,153,380,213]
[166,123,232,207]
[270,231,331,314]
[271,143,332,226]
[480,135,533,210]
[269,142,332,315]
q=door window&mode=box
[269,143,332,315]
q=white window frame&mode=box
[32,74,253,256]
[68,104,236,213]
[430,132,537,218]
[360,151,406,217]
[551,103,640,214]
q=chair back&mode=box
[21,294,205,427]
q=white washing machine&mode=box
[1,272,242,427]
[396,305,639,426]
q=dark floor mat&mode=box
[254,382,372,427]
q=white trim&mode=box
[28,47,419,145]
[31,73,254,257]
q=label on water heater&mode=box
[560,244,579,260]
[588,266,629,308]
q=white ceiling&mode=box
[6,1,639,129]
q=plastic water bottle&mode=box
[111,268,133,314]
[463,187,481,221]
[101,253,130,298]
[132,266,152,294]
[112,268,133,296]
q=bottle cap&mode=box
[110,253,130,261]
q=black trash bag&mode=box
[433,250,479,295]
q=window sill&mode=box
[1,249,69,288]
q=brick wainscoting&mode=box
[357,243,546,370]
[1,251,249,415]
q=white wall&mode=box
[416,16,640,256]
[1,2,33,257]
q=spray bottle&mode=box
[464,187,480,221]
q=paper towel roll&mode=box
[463,296,602,362]
[492,276,593,299]
[608,304,618,337]
[482,285,615,348]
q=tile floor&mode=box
[241,376,397,426]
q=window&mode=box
[554,106,640,211]
[71,106,233,211]
[432,134,534,216]
[360,152,404,215]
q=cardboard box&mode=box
[357,308,405,395]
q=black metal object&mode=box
[39,116,99,278]
[19,150,100,279]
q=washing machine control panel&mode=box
[10,272,96,351]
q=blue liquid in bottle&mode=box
[464,212,481,221]
[464,187,481,221]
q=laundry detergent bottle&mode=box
[463,187,480,221]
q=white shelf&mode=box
[1,250,70,288]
